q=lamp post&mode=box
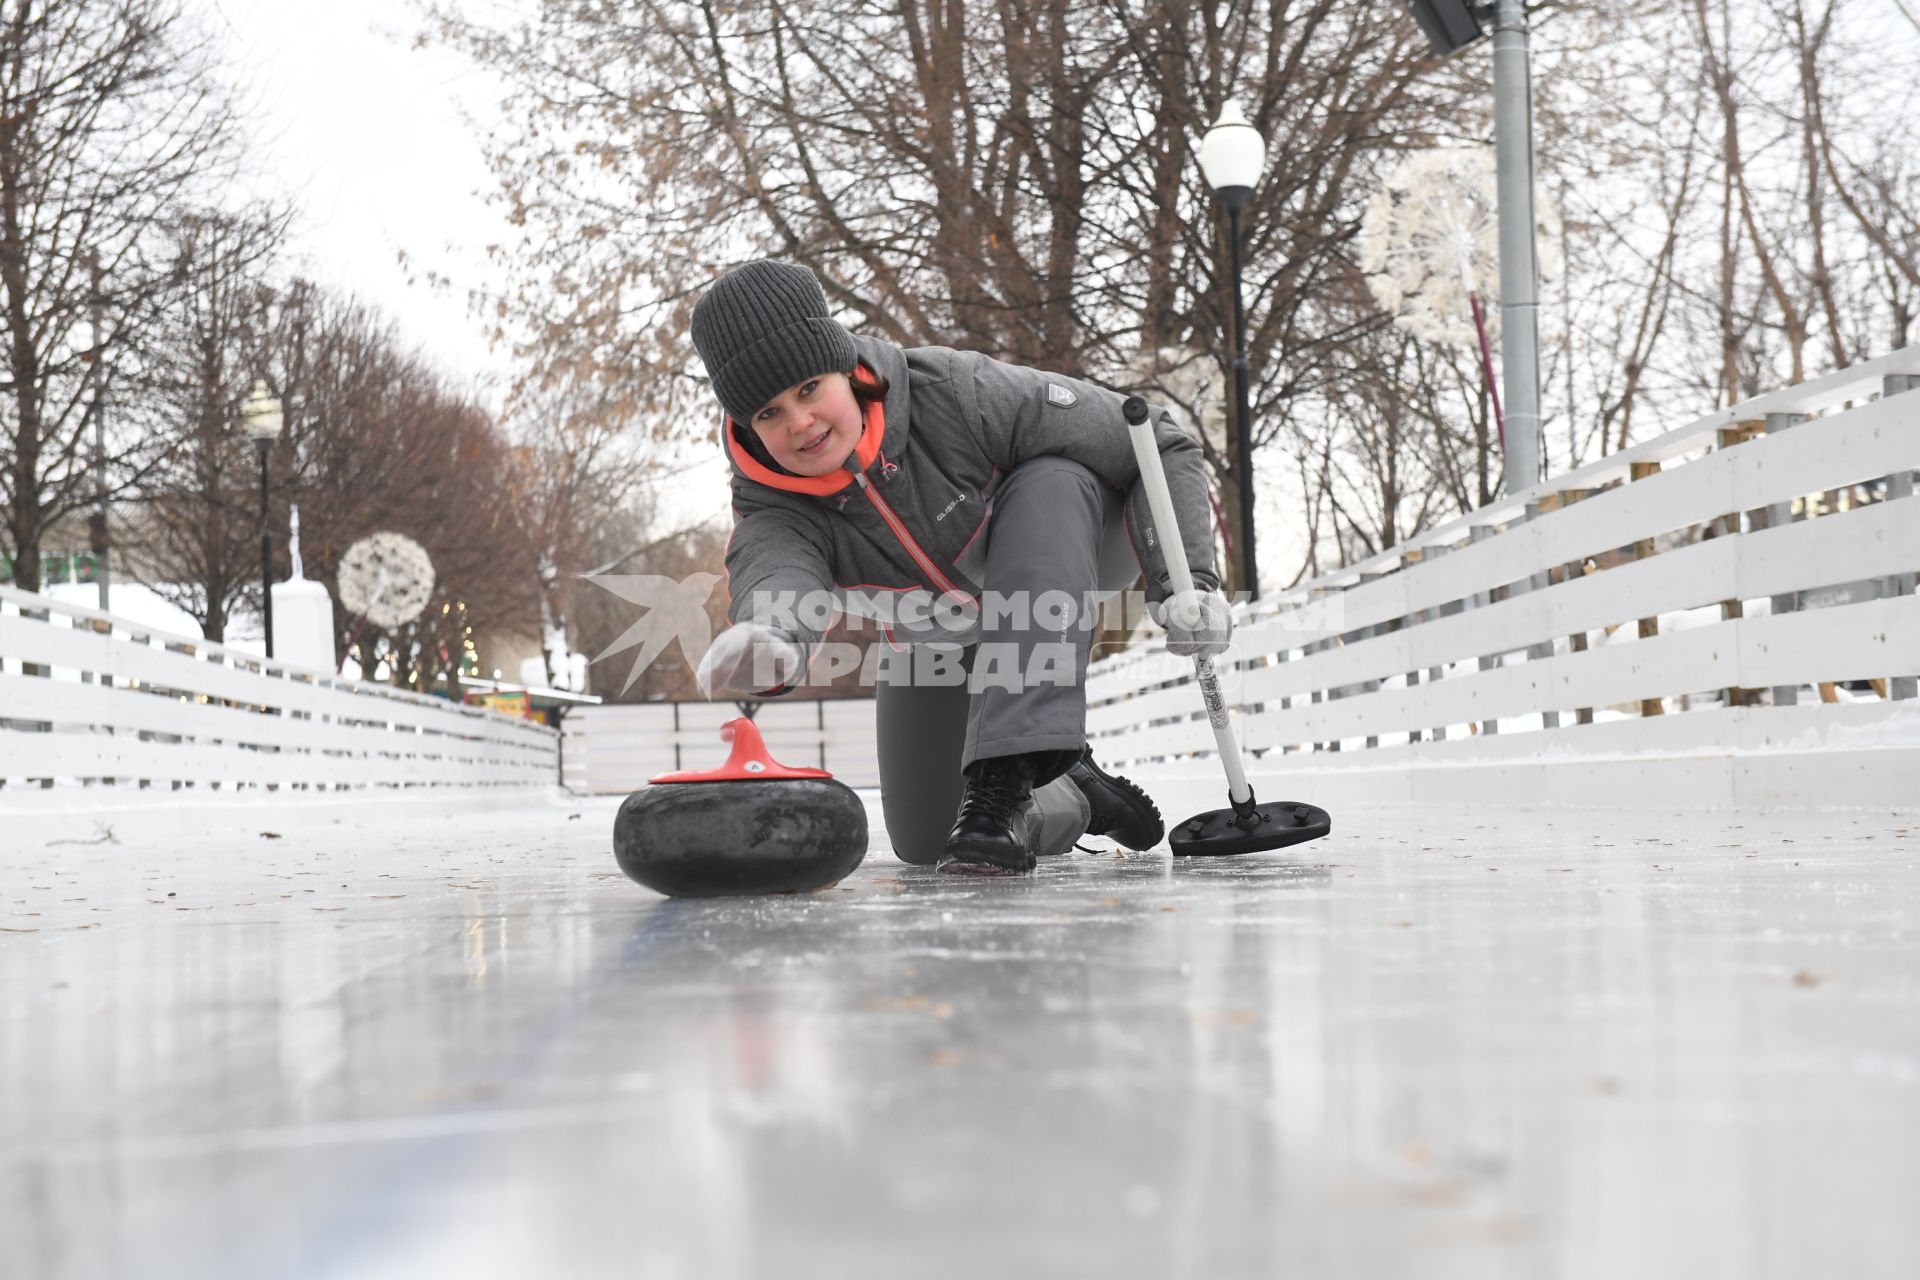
[1400,0,1543,498]
[1200,99,1266,601]
[242,380,283,659]
[87,252,111,613]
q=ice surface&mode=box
[3,788,1917,1278]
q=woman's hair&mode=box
[850,369,891,405]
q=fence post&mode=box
[1401,549,1424,743]
[1885,376,1917,700]
[1358,571,1383,749]
[1271,619,1294,755]
[1423,542,1452,743]
[1627,461,1666,716]
[1553,489,1595,725]
[1718,422,1765,707]
[1763,411,1810,706]
[1308,586,1332,753]
[1518,500,1558,729]
[1469,524,1501,735]
[0,597,56,790]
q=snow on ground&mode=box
[41,582,206,641]
[3,789,1916,1278]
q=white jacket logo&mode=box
[1046,383,1076,407]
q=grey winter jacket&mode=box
[723,333,1219,653]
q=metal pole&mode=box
[88,254,110,613]
[1226,201,1259,600]
[257,438,275,660]
[1492,0,1542,499]
[1125,398,1253,805]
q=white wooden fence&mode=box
[1088,348,1920,810]
[0,587,558,818]
[561,698,879,794]
[26,348,1904,824]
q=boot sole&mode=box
[936,838,1036,876]
[935,857,1029,877]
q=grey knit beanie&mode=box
[691,260,857,425]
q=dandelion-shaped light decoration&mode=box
[1359,147,1561,439]
[336,532,435,675]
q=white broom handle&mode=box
[1123,399,1253,806]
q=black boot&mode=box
[938,753,1039,875]
[1065,747,1164,851]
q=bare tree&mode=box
[423,0,1446,593]
[1293,294,1492,565]
[0,0,240,592]
[1504,0,1911,441]
[422,0,1920,594]
[503,379,651,689]
[124,206,288,640]
[249,284,543,686]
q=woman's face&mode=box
[747,372,862,477]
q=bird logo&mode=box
[585,572,724,694]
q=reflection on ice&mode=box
[2,799,1916,1278]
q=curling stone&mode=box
[613,717,867,897]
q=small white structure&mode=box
[270,507,335,671]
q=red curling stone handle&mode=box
[648,717,833,784]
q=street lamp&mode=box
[242,380,283,659]
[1200,99,1266,601]
[1402,0,1485,56]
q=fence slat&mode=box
[3,590,557,796]
[1093,489,1920,745]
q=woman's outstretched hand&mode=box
[694,623,806,698]
[1153,589,1233,659]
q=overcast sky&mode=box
[196,0,514,405]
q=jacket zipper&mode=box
[852,471,977,606]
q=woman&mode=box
[690,260,1231,874]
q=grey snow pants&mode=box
[875,456,1140,865]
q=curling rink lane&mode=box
[3,786,1917,1280]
